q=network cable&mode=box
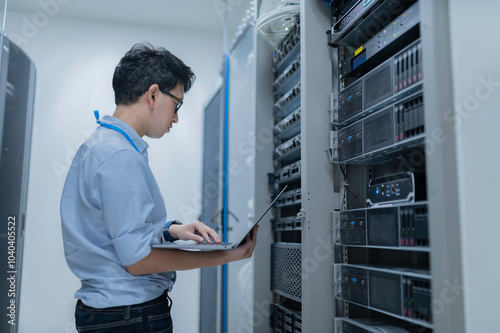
[256,0,300,46]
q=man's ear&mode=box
[147,84,160,108]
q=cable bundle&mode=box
[256,0,300,47]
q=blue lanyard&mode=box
[93,110,141,154]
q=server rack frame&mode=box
[248,1,467,333]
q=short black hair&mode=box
[112,42,195,105]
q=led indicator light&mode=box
[352,278,357,282]
[348,136,352,140]
[348,95,352,100]
[354,45,364,56]
[351,221,355,225]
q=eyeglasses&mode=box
[163,91,183,111]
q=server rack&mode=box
[252,1,336,332]
[0,36,36,333]
[268,15,303,333]
[246,1,474,332]
[328,0,433,331]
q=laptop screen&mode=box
[232,185,288,246]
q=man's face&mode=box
[147,83,184,138]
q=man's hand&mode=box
[228,225,259,261]
[168,220,221,244]
[127,225,259,276]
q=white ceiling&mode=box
[7,0,251,34]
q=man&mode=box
[61,43,258,332]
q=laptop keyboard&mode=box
[204,242,232,246]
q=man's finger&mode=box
[207,228,221,243]
[250,225,259,240]
[197,228,212,243]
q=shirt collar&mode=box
[100,115,149,154]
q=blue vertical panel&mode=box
[222,53,230,333]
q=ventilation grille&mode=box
[367,208,398,246]
[369,271,402,315]
[364,64,392,109]
[272,243,302,301]
[364,107,394,153]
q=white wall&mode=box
[6,11,222,333]
[448,1,500,331]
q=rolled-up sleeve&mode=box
[90,150,161,266]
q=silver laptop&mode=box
[153,185,288,251]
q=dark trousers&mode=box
[75,291,173,333]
